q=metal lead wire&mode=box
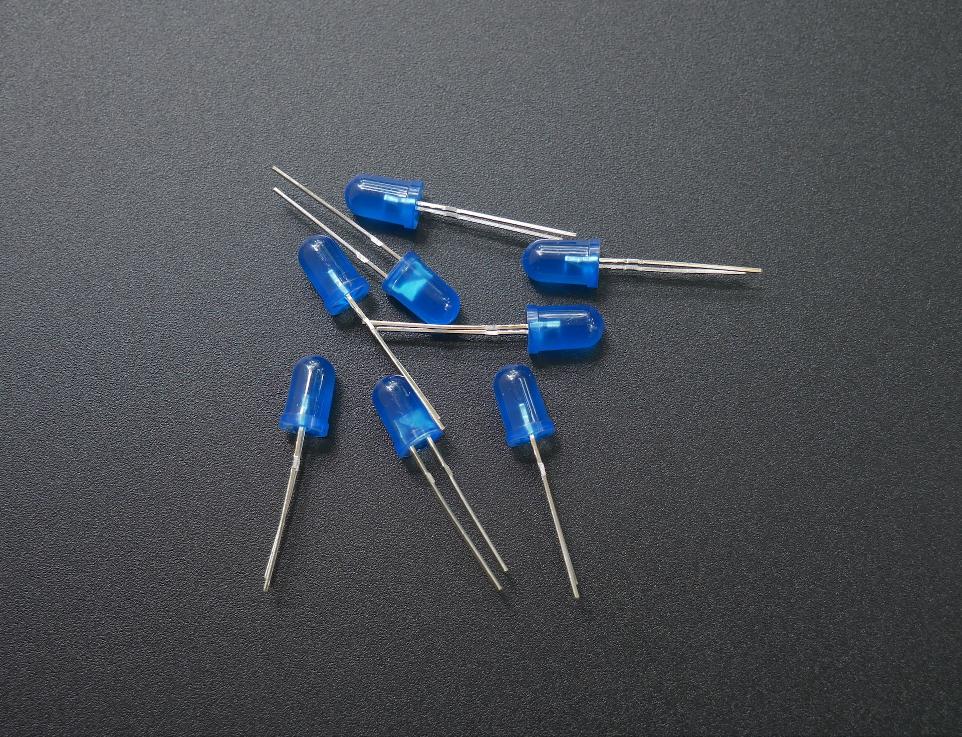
[426,436,508,573]
[273,187,389,279]
[416,200,577,240]
[530,434,580,600]
[343,293,444,429]
[264,426,306,591]
[272,166,402,262]
[598,256,762,276]
[370,320,529,337]
[410,447,503,591]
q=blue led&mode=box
[298,235,370,315]
[342,171,577,240]
[522,239,601,288]
[526,304,604,355]
[521,237,762,287]
[492,364,556,448]
[372,375,443,458]
[265,354,336,591]
[382,252,461,324]
[344,174,424,229]
[491,364,580,598]
[367,303,605,358]
[370,374,508,590]
[278,355,336,437]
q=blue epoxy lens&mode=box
[492,364,556,448]
[344,174,424,229]
[297,235,371,315]
[522,239,602,288]
[525,304,605,354]
[372,375,443,458]
[278,355,336,437]
[382,252,461,325]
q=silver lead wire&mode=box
[598,256,761,275]
[264,426,306,591]
[272,166,402,262]
[416,200,577,240]
[426,436,509,573]
[343,293,444,429]
[530,434,580,600]
[272,187,389,280]
[411,447,504,591]
[370,320,529,337]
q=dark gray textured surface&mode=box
[1,1,960,735]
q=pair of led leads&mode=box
[265,357,578,599]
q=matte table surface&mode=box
[1,2,959,735]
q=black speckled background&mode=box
[1,2,960,735]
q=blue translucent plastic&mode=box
[522,239,602,288]
[492,364,556,447]
[372,375,443,458]
[382,251,461,324]
[298,235,370,315]
[525,304,605,354]
[344,174,424,229]
[278,355,335,437]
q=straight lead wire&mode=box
[274,186,388,279]
[273,166,401,261]
[411,446,504,592]
[530,434,579,599]
[426,436,508,573]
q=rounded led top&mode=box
[522,239,602,288]
[344,174,424,230]
[493,364,556,448]
[372,375,443,458]
[278,355,336,437]
[298,235,370,315]
[525,304,605,355]
[382,251,461,324]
